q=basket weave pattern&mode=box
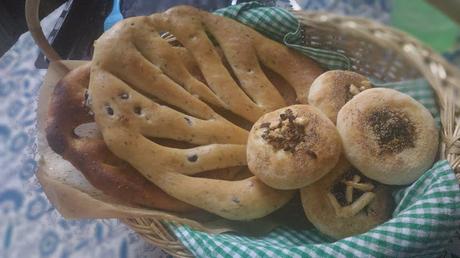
[25,0,460,255]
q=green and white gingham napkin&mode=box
[168,3,460,257]
[171,161,460,257]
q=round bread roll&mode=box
[308,70,372,123]
[247,105,342,189]
[301,157,394,239]
[337,88,438,185]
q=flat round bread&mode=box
[300,157,394,239]
[337,88,438,185]
[247,105,342,189]
[308,70,372,123]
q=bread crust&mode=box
[300,157,394,239]
[87,6,326,220]
[46,64,197,211]
[336,88,438,185]
[308,70,372,123]
[247,105,342,189]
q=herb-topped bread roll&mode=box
[300,157,394,239]
[308,70,372,123]
[247,105,342,190]
[336,88,438,185]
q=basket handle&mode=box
[25,0,70,72]
[25,0,61,61]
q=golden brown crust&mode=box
[46,63,254,212]
[300,157,394,239]
[308,70,372,123]
[336,88,439,185]
[247,105,342,189]
[88,6,322,220]
[45,64,196,212]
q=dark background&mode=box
[0,0,66,56]
[0,0,241,67]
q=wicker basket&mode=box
[26,0,460,257]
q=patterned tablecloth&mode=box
[0,1,458,258]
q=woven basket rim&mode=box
[25,0,460,256]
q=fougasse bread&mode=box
[88,6,325,220]
[45,63,196,212]
[45,63,252,213]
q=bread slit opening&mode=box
[146,136,201,149]
[212,44,258,105]
[112,71,203,119]
[160,31,182,46]
[133,35,229,115]
[73,122,101,139]
[261,63,297,105]
[207,103,253,131]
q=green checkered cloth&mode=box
[168,3,460,257]
[215,2,351,70]
[171,161,459,257]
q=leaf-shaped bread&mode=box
[89,6,323,220]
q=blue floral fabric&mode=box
[0,7,170,258]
